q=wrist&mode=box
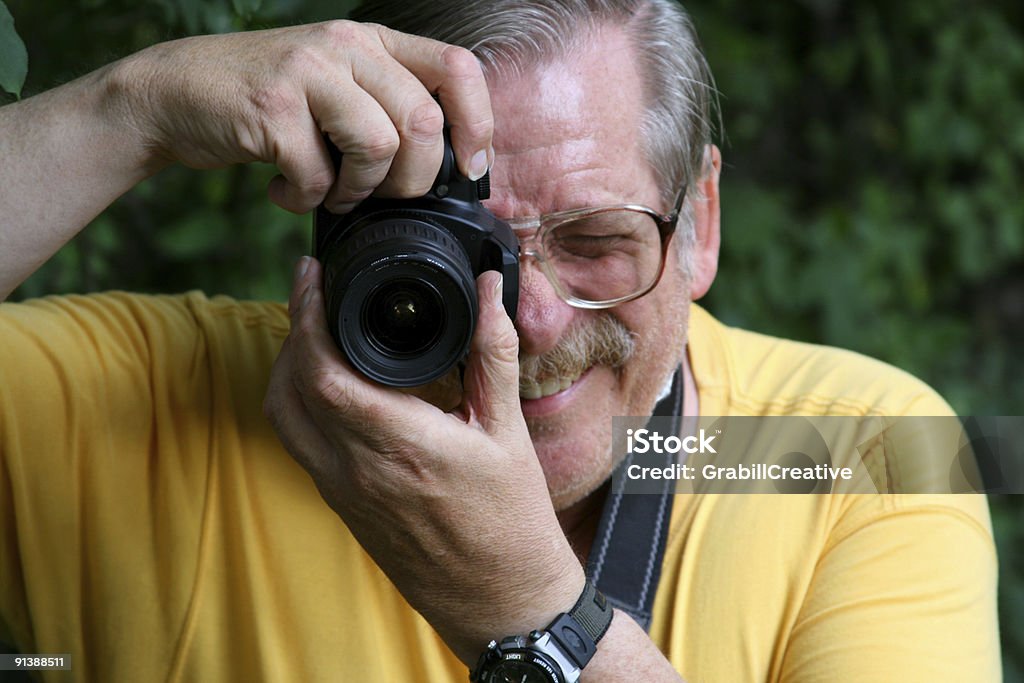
[102,47,175,176]
[470,578,613,683]
[450,560,585,664]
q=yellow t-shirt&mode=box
[0,292,1000,681]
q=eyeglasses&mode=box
[508,188,687,309]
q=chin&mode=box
[530,420,618,511]
[524,348,685,510]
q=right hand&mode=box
[115,20,494,213]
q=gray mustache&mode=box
[519,314,636,386]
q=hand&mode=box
[263,257,585,663]
[115,20,494,213]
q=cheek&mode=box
[619,287,690,412]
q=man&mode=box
[0,0,1000,681]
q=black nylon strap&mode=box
[546,579,611,670]
[567,579,612,642]
[585,367,683,631]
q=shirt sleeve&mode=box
[0,292,206,655]
[0,291,288,675]
[779,494,1001,682]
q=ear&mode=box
[687,144,721,301]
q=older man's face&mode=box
[485,27,693,509]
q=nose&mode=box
[514,257,576,356]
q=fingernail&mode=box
[295,256,311,281]
[468,149,489,181]
[333,201,357,214]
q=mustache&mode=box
[519,314,637,385]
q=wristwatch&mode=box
[470,580,613,683]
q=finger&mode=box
[264,105,337,213]
[287,258,424,440]
[461,271,523,434]
[289,255,315,317]
[372,97,445,198]
[375,27,494,181]
[344,48,446,197]
[263,335,341,491]
[307,84,400,211]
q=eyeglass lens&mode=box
[539,208,663,304]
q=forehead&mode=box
[484,25,657,214]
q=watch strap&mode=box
[567,579,612,642]
[545,579,612,669]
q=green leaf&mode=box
[0,0,28,98]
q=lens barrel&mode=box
[320,214,477,387]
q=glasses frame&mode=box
[507,186,688,309]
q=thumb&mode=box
[461,270,522,433]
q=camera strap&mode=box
[585,366,683,632]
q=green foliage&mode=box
[2,0,1022,675]
[0,0,28,97]
[691,0,1024,418]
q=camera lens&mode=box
[364,278,444,356]
[319,214,477,387]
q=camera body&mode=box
[314,138,519,387]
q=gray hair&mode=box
[350,0,718,274]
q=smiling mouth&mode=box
[519,368,586,400]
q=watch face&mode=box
[485,660,556,683]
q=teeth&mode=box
[519,371,584,399]
[520,380,542,400]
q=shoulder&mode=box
[688,304,954,417]
[1,291,289,415]
[1,290,288,358]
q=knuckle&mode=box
[359,128,401,164]
[460,114,495,145]
[296,166,334,199]
[498,336,520,365]
[497,319,520,357]
[402,99,444,143]
[304,367,355,415]
[441,45,482,82]
[320,19,365,47]
[278,43,327,77]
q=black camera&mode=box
[314,135,519,387]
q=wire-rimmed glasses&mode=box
[508,188,686,309]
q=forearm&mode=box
[0,59,167,299]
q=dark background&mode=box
[2,0,1022,677]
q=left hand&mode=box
[263,256,585,662]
